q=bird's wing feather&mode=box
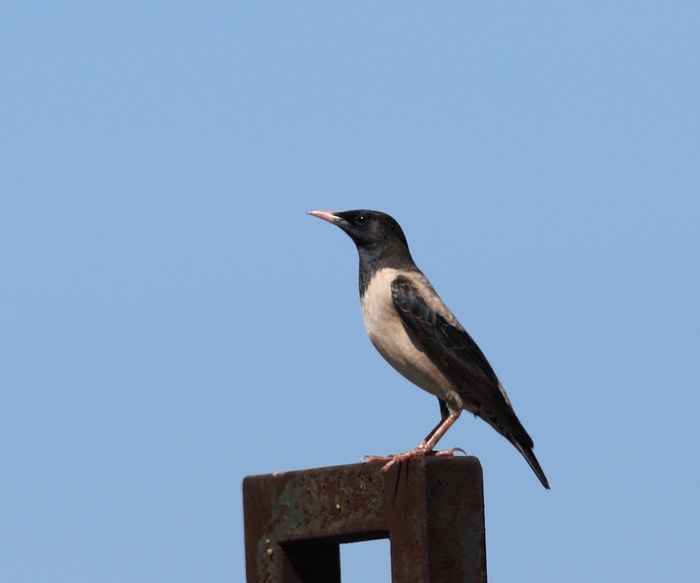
[390,275,533,448]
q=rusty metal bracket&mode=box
[243,455,486,582]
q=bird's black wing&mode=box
[390,275,533,448]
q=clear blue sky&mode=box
[2,3,699,581]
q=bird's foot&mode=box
[361,449,428,471]
[432,446,467,457]
[362,446,466,472]
[361,454,396,464]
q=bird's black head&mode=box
[309,209,418,294]
[309,209,410,254]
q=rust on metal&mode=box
[243,455,486,582]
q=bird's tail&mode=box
[483,415,550,489]
[511,438,550,489]
[485,400,550,489]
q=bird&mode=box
[308,209,549,489]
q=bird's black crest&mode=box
[330,210,418,296]
[333,210,410,250]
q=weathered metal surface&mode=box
[243,456,486,583]
[389,456,487,582]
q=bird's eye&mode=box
[355,215,367,225]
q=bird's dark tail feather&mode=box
[482,404,550,489]
[513,440,550,489]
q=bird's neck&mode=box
[357,244,417,298]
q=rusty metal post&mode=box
[243,455,486,582]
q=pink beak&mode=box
[308,210,338,224]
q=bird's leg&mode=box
[372,410,462,472]
[416,398,451,448]
[418,409,461,452]
[362,402,449,464]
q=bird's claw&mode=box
[360,454,395,463]
[361,446,466,472]
[431,446,466,457]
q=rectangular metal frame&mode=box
[243,456,486,582]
